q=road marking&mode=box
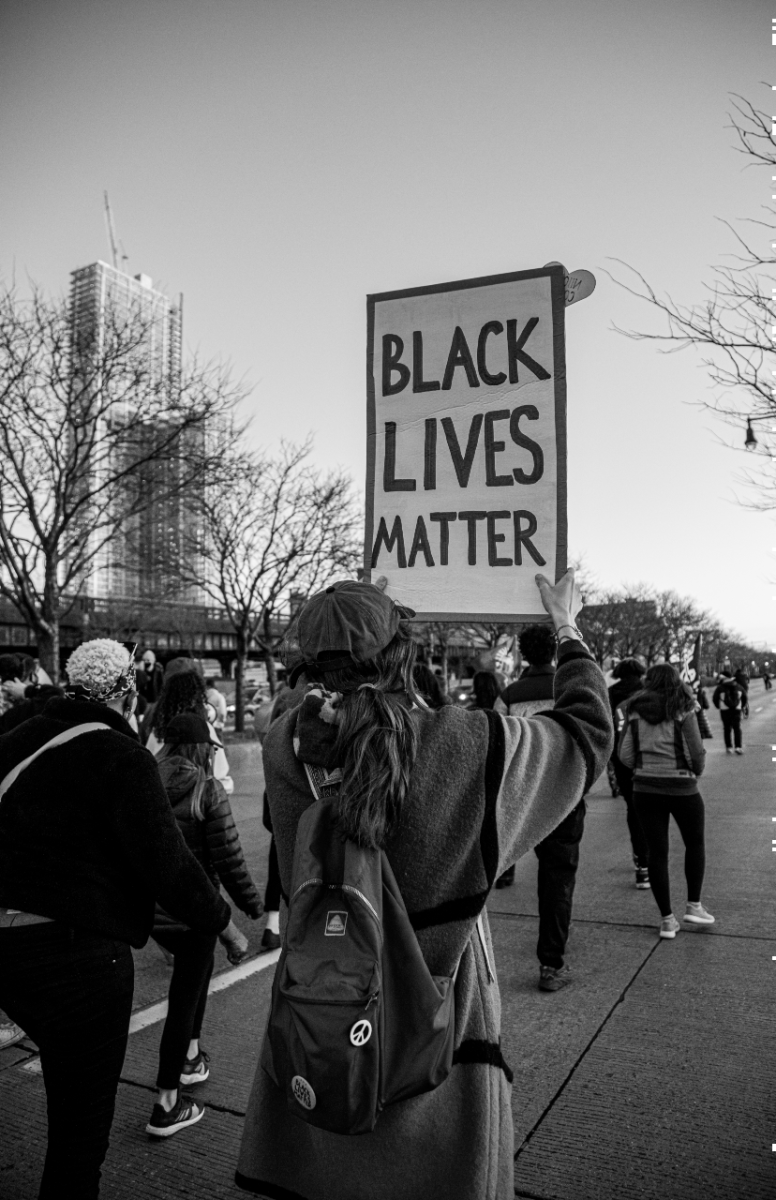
[18,949,282,1072]
[756,706,763,712]
[129,949,281,1034]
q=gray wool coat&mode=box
[236,642,612,1200]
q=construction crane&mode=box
[103,191,128,272]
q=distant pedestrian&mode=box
[413,662,451,709]
[235,572,612,1200]
[136,648,164,704]
[0,655,62,734]
[468,670,501,711]
[146,669,234,793]
[763,670,772,691]
[618,663,714,939]
[0,639,230,1199]
[205,676,228,733]
[712,670,748,755]
[494,625,588,996]
[147,714,262,1139]
[608,658,650,889]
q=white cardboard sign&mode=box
[365,267,567,621]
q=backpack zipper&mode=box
[291,877,324,902]
[291,879,380,926]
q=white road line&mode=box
[19,949,281,1071]
[129,949,281,1034]
[755,706,763,712]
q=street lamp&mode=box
[745,418,757,451]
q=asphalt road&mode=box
[1,683,774,1198]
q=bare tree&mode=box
[606,91,776,505]
[0,282,244,679]
[183,440,360,730]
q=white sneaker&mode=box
[659,915,680,939]
[684,902,715,925]
[734,748,744,755]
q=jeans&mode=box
[612,757,650,868]
[633,792,706,917]
[719,709,742,749]
[151,928,216,1089]
[0,922,134,1200]
[534,800,586,969]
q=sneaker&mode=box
[539,964,572,992]
[180,1049,210,1085]
[734,748,744,755]
[683,902,715,925]
[659,915,681,939]
[0,1021,25,1051]
[260,928,281,952]
[635,868,651,890]
[725,748,733,755]
[146,1093,204,1138]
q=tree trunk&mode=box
[37,567,61,682]
[234,628,248,733]
[262,610,278,696]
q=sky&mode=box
[1,0,774,644]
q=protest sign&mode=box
[365,266,567,620]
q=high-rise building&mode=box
[69,260,205,603]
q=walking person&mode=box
[147,713,262,1137]
[145,668,234,792]
[618,663,714,939]
[235,572,613,1200]
[468,669,501,711]
[137,648,165,704]
[712,670,748,755]
[0,639,230,1199]
[493,625,585,991]
[608,658,650,889]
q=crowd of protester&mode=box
[0,575,751,1198]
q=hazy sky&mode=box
[1,0,774,643]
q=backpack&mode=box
[260,762,490,1135]
[721,682,742,710]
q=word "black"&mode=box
[381,319,551,397]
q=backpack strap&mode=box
[0,723,112,804]
[300,761,493,983]
[628,716,642,769]
[673,720,691,771]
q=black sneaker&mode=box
[180,1048,210,1085]
[635,868,651,890]
[260,928,281,952]
[539,964,572,992]
[146,1094,204,1138]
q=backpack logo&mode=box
[325,911,348,936]
[291,1075,316,1110]
[350,1019,372,1047]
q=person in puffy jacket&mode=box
[145,668,234,793]
[712,671,748,755]
[618,663,714,939]
[147,713,263,1139]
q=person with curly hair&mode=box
[618,662,713,939]
[0,638,230,1198]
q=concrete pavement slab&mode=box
[513,935,776,1200]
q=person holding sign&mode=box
[236,568,613,1200]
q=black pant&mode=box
[265,836,282,912]
[719,709,742,749]
[633,792,706,917]
[152,928,216,1089]
[612,757,649,868]
[0,922,134,1200]
[534,800,586,969]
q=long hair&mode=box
[151,672,208,739]
[634,662,695,719]
[313,624,419,850]
[156,740,213,821]
[471,670,501,711]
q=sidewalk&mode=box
[1,689,774,1198]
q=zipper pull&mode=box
[364,990,379,1011]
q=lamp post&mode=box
[744,412,774,451]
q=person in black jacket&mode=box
[148,713,262,1137]
[713,671,749,754]
[0,639,231,1200]
[608,658,650,888]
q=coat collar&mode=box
[42,695,138,740]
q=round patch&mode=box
[291,1075,316,1110]
[349,1018,372,1047]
